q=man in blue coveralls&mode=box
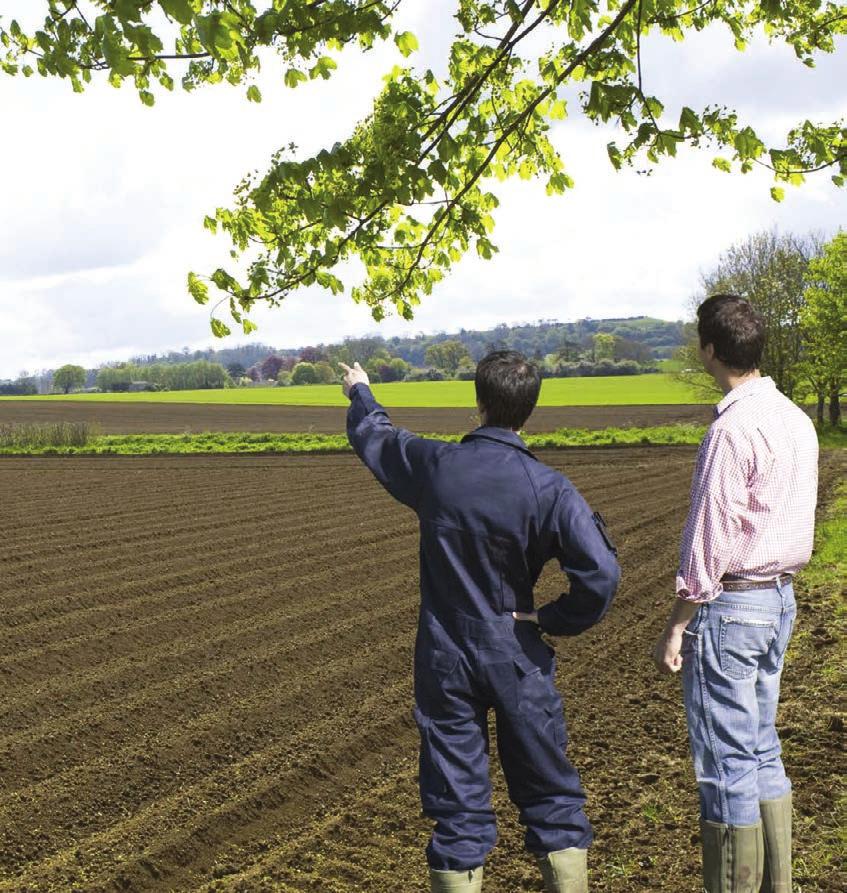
[340,350,620,893]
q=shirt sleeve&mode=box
[675,427,750,602]
[537,486,621,636]
[346,383,442,510]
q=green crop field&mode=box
[0,373,708,407]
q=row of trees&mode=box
[0,375,38,395]
[678,229,845,425]
[96,360,229,392]
[37,324,666,396]
[237,330,657,388]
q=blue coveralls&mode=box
[347,384,621,871]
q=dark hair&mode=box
[475,350,541,429]
[697,294,765,372]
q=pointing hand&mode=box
[339,361,370,398]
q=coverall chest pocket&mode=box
[719,616,777,680]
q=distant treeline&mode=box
[5,316,685,394]
[96,360,229,392]
[0,377,38,396]
[126,316,685,371]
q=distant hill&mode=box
[126,316,686,370]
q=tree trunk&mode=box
[817,393,825,426]
[829,385,842,427]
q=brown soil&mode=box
[0,448,842,892]
[0,400,717,434]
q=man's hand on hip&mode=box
[512,611,539,624]
[339,361,370,399]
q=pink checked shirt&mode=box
[676,376,819,603]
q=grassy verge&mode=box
[1,422,840,457]
[815,423,847,449]
[0,424,712,456]
[786,476,846,890]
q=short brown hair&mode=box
[697,294,765,372]
[475,350,541,429]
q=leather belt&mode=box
[720,573,793,592]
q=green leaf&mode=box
[679,107,700,135]
[210,318,231,338]
[284,68,307,89]
[196,13,232,52]
[246,84,261,103]
[159,0,194,25]
[734,127,765,159]
[548,99,567,121]
[712,157,732,173]
[187,272,209,305]
[607,143,623,170]
[770,186,785,202]
[242,318,258,335]
[139,90,155,107]
[394,31,419,57]
[310,56,337,80]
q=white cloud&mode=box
[0,5,844,377]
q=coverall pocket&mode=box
[412,707,450,800]
[414,647,462,716]
[719,616,777,680]
[512,651,556,718]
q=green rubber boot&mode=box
[760,792,792,892]
[537,847,588,893]
[429,866,483,892]
[700,820,764,892]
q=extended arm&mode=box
[342,362,439,510]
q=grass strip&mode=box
[0,424,711,456]
[1,422,842,457]
[787,477,846,888]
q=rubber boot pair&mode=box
[429,866,483,892]
[699,791,792,893]
[537,847,589,893]
[429,849,587,893]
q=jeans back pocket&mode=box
[719,615,777,680]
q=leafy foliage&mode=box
[699,230,821,399]
[52,363,87,394]
[2,3,845,333]
[801,232,847,425]
[423,339,472,374]
[95,359,229,390]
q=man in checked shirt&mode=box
[653,294,818,893]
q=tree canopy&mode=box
[3,2,845,336]
[801,231,846,425]
[52,363,87,394]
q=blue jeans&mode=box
[681,580,797,826]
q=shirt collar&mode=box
[461,426,536,458]
[715,375,776,417]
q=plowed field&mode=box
[1,449,843,892]
[0,401,716,434]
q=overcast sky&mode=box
[0,2,844,378]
